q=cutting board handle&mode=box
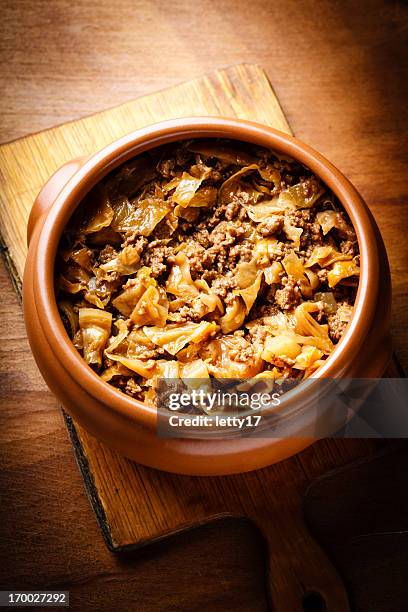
[249,507,350,611]
[27,156,88,246]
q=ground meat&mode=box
[170,302,208,323]
[327,311,348,341]
[264,357,298,376]
[300,221,323,250]
[210,275,237,300]
[177,241,205,277]
[258,216,284,236]
[199,196,250,229]
[201,269,218,282]
[134,236,149,255]
[286,209,313,228]
[302,176,321,199]
[262,240,294,261]
[124,378,144,400]
[317,268,328,284]
[223,334,255,363]
[285,210,323,251]
[199,249,217,270]
[98,245,118,264]
[167,310,190,324]
[340,239,357,256]
[247,323,268,346]
[141,241,175,278]
[228,240,253,266]
[274,276,302,310]
[191,227,211,248]
[223,199,241,221]
[194,221,248,274]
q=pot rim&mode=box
[32,117,379,430]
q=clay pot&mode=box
[23,118,392,475]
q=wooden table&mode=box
[1,2,407,611]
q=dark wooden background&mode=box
[0,1,407,611]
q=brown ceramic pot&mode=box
[23,118,392,475]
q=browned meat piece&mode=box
[274,276,301,310]
[340,239,357,256]
[285,209,312,228]
[183,241,206,277]
[191,227,211,248]
[125,378,144,399]
[98,245,118,264]
[247,323,268,347]
[301,176,321,199]
[328,312,347,341]
[228,240,253,266]
[141,241,175,278]
[221,333,256,363]
[211,275,237,300]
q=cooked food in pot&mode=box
[56,139,360,405]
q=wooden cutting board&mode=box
[0,64,396,611]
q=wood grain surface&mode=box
[304,444,408,612]
[0,1,407,611]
